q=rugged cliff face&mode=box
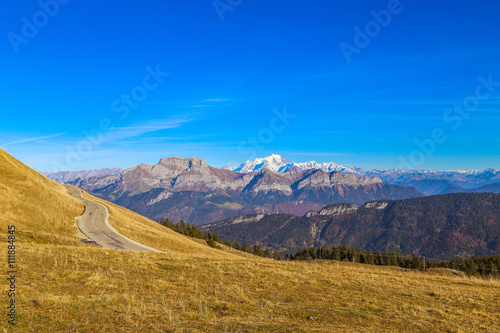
[46,155,500,195]
[70,157,423,225]
[201,193,500,260]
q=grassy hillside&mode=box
[1,148,499,332]
[2,244,499,332]
[0,148,233,258]
[0,148,83,245]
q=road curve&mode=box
[65,184,163,252]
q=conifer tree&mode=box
[253,244,264,257]
[340,244,350,261]
[213,230,222,243]
[389,250,398,266]
[179,220,187,234]
[273,248,281,260]
[207,238,217,248]
[411,254,422,270]
[358,249,367,264]
[376,251,384,265]
[295,247,302,260]
[320,244,329,260]
[308,246,316,260]
[332,246,341,261]
[284,249,290,261]
[303,249,312,260]
[243,241,252,253]
[367,251,375,265]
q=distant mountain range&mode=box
[224,155,500,195]
[61,157,422,225]
[42,155,499,225]
[43,168,123,183]
[364,169,500,195]
[201,193,500,260]
[45,155,499,196]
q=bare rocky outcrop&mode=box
[363,201,389,210]
[319,203,359,216]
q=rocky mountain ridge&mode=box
[226,155,500,195]
[44,155,499,196]
[67,156,422,225]
[201,193,500,259]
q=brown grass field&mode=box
[1,148,499,332]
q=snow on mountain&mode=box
[229,155,499,195]
[292,161,364,175]
[233,155,492,180]
[231,154,289,173]
[232,154,364,175]
[448,170,479,175]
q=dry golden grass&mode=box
[1,148,499,332]
[0,148,83,245]
[1,244,499,332]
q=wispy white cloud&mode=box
[0,132,67,147]
[112,133,221,146]
[205,98,229,102]
[104,118,195,143]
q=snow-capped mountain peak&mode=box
[232,155,364,175]
[445,169,479,175]
[233,154,290,173]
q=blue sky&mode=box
[1,0,499,172]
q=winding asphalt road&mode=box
[65,185,162,252]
